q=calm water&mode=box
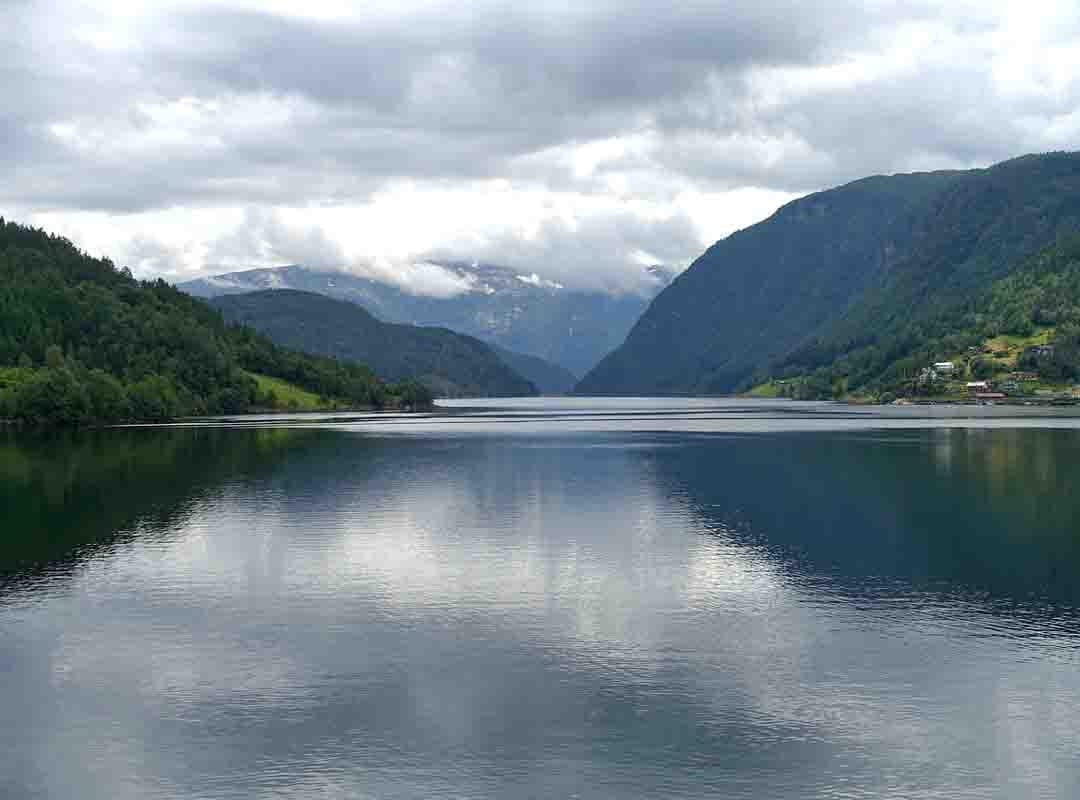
[3,398,1080,798]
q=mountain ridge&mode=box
[210,289,538,398]
[578,152,1080,398]
[181,261,675,376]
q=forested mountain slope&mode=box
[0,220,430,424]
[578,152,1080,397]
[791,237,1080,399]
[211,289,538,398]
[774,153,1080,393]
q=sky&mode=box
[5,0,1080,296]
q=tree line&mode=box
[0,219,432,425]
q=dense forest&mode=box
[577,170,959,394]
[0,219,432,425]
[579,151,1080,399]
[210,289,538,397]
[771,237,1080,399]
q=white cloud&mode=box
[5,0,1080,294]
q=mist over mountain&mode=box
[579,152,1080,397]
[182,261,674,376]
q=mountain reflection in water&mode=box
[2,400,1079,799]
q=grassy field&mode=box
[962,327,1055,372]
[923,327,1076,399]
[245,371,337,411]
[744,381,781,398]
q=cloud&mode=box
[0,0,936,215]
[205,208,347,271]
[430,210,704,294]
[4,1,1080,293]
[202,208,478,298]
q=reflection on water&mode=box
[0,427,317,585]
[2,401,1080,799]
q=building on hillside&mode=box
[933,361,956,374]
[966,380,991,394]
[1009,371,1038,382]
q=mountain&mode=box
[181,262,674,376]
[0,219,430,425]
[578,152,1080,397]
[488,344,578,395]
[211,290,537,397]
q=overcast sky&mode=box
[5,0,1080,295]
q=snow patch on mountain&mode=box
[516,273,564,290]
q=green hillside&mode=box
[0,219,431,425]
[578,152,1080,398]
[577,170,960,394]
[780,237,1080,400]
[211,289,538,398]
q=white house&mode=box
[933,361,956,373]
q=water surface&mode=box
[3,399,1080,798]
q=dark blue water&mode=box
[3,399,1080,798]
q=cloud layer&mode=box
[5,1,1080,293]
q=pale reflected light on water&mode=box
[3,399,1080,798]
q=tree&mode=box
[128,376,180,422]
[45,344,65,369]
[84,369,129,421]
[13,368,90,425]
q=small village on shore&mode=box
[748,331,1080,406]
[898,338,1080,405]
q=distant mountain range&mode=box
[211,290,538,398]
[579,151,1080,399]
[181,261,675,377]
